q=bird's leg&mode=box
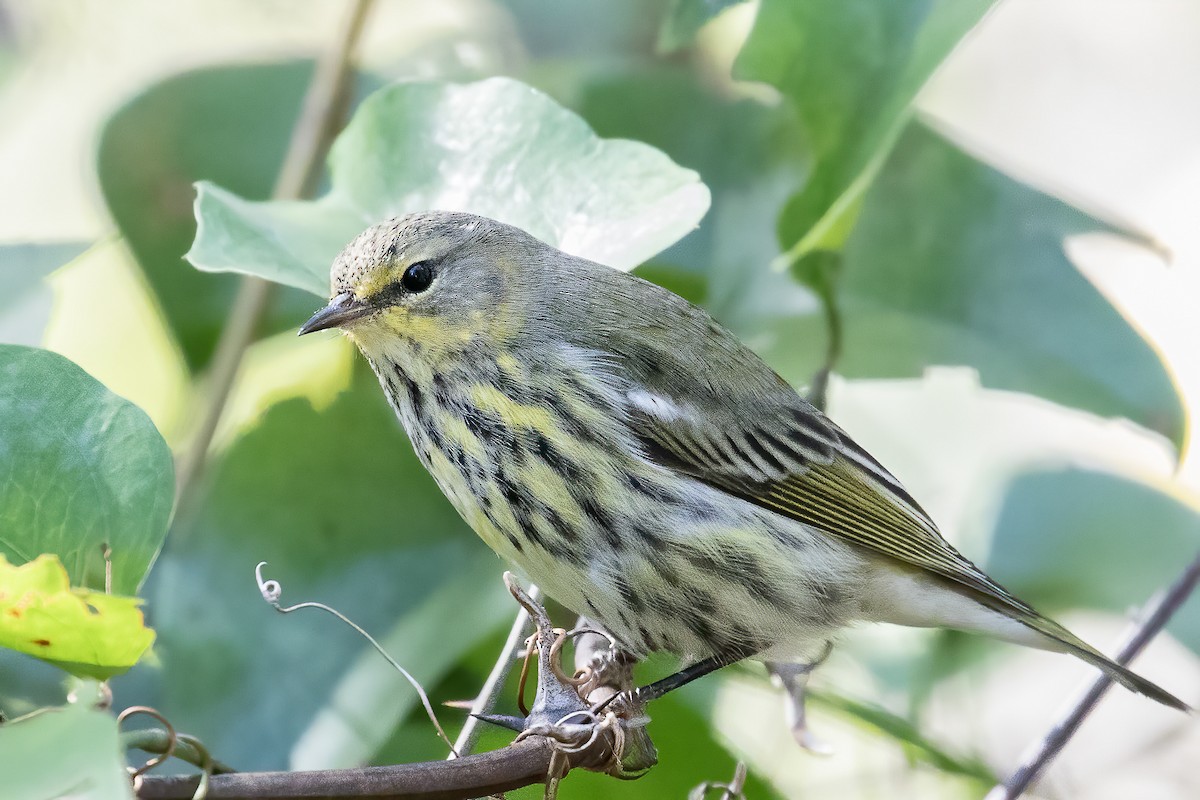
[631,655,732,704]
[596,648,748,715]
[766,640,834,754]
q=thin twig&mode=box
[255,563,458,756]
[449,585,538,759]
[173,0,374,510]
[986,550,1200,800]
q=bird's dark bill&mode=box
[299,292,373,335]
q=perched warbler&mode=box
[301,211,1185,711]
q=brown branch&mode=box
[136,736,560,800]
[173,0,374,514]
[986,549,1200,800]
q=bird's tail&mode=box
[990,599,1191,712]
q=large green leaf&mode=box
[575,67,813,333]
[96,61,353,370]
[129,368,511,770]
[986,467,1200,654]
[0,243,88,347]
[657,0,748,52]
[0,703,132,800]
[736,0,992,262]
[760,125,1185,444]
[0,555,154,680]
[0,346,173,594]
[187,77,711,298]
[501,0,669,59]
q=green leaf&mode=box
[0,243,88,347]
[849,126,1184,442]
[986,467,1200,655]
[502,0,670,59]
[806,687,994,783]
[574,66,812,332]
[736,0,992,263]
[0,346,174,594]
[131,369,511,769]
[0,703,133,800]
[633,264,708,307]
[657,0,748,52]
[96,61,361,370]
[0,555,154,680]
[761,125,1185,444]
[188,77,711,298]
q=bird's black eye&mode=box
[401,261,434,293]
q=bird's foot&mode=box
[767,641,835,755]
[489,574,656,778]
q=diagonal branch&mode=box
[449,585,537,758]
[986,549,1200,800]
[173,0,374,514]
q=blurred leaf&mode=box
[289,554,513,769]
[0,345,173,594]
[986,467,1200,654]
[658,0,748,52]
[807,686,994,784]
[736,0,992,263]
[578,66,802,253]
[633,264,707,306]
[96,61,359,370]
[0,555,154,680]
[763,125,1185,443]
[0,648,70,720]
[188,77,711,298]
[0,703,132,800]
[0,243,88,346]
[502,0,669,59]
[575,67,815,336]
[137,371,510,770]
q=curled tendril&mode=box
[548,629,591,687]
[117,706,177,778]
[255,562,282,604]
[516,633,538,716]
[564,626,617,651]
[253,562,458,757]
[521,707,628,789]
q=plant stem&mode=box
[173,0,373,512]
[986,550,1200,800]
[449,585,537,759]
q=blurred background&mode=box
[1,1,1199,798]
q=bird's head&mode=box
[300,211,539,364]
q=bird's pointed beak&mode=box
[298,292,373,335]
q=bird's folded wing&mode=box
[623,381,1035,616]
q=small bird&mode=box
[301,210,1186,711]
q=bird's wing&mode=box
[585,280,1184,708]
[618,363,1033,616]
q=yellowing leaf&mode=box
[0,555,154,680]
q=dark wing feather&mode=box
[627,385,1034,614]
